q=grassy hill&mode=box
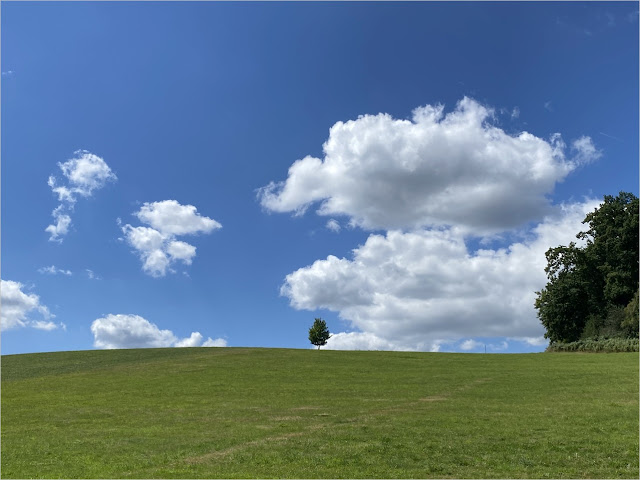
[1,347,638,478]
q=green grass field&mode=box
[1,348,638,478]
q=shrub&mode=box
[546,338,639,353]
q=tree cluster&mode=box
[535,192,639,343]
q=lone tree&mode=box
[309,318,331,350]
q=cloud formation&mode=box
[38,265,72,276]
[281,200,599,352]
[86,269,101,280]
[326,219,341,233]
[46,150,117,242]
[259,97,599,234]
[1,280,63,331]
[91,314,226,349]
[120,200,221,277]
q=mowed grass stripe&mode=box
[1,348,638,478]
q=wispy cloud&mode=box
[599,131,623,142]
[86,269,101,280]
[38,265,72,276]
[543,101,553,112]
[1,70,14,77]
[326,219,341,233]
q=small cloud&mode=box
[31,320,60,331]
[38,265,72,276]
[91,313,226,349]
[459,339,482,351]
[517,336,548,347]
[511,107,520,119]
[2,70,14,77]
[326,219,341,233]
[571,136,602,164]
[45,206,72,243]
[202,337,227,347]
[627,10,639,23]
[544,101,553,112]
[86,269,101,280]
[121,200,221,277]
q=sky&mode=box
[1,1,638,356]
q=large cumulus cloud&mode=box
[259,97,599,234]
[281,200,599,351]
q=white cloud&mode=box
[325,332,415,351]
[0,280,63,331]
[38,265,72,276]
[544,101,553,112]
[121,200,220,277]
[135,200,222,236]
[515,336,549,347]
[259,97,597,234]
[280,200,599,351]
[460,339,482,351]
[45,206,72,243]
[58,150,117,197]
[46,150,116,242]
[326,219,341,233]
[202,337,228,347]
[175,332,205,347]
[2,70,14,77]
[91,313,226,349]
[31,320,62,331]
[166,240,197,265]
[572,136,601,164]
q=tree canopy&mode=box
[535,192,639,343]
[309,318,331,350]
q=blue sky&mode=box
[1,1,638,355]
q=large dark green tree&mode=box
[535,192,638,342]
[308,318,331,350]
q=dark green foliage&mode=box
[536,192,639,343]
[578,192,639,306]
[308,318,331,349]
[621,290,639,337]
[546,338,639,353]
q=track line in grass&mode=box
[184,424,327,463]
[183,376,497,467]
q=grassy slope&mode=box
[1,348,638,479]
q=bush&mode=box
[546,337,639,353]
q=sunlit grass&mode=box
[2,348,638,478]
